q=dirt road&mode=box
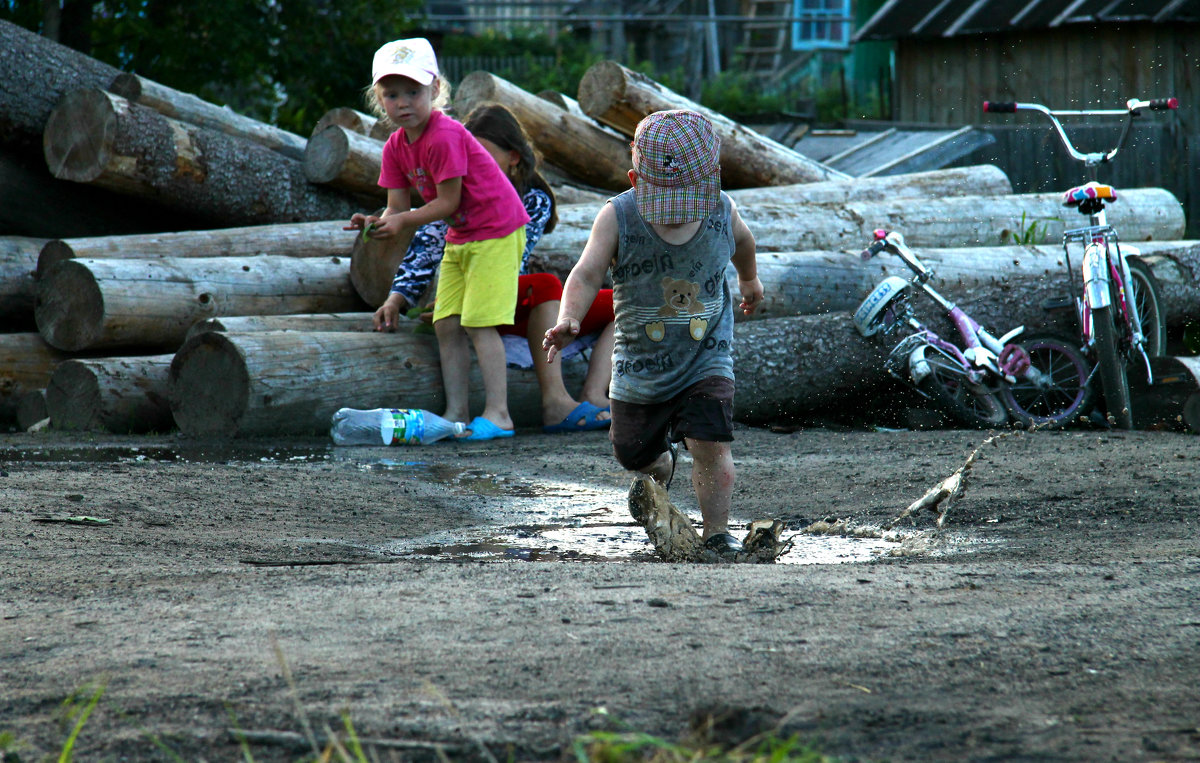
[2,424,1198,761]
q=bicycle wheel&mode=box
[1000,333,1095,429]
[915,351,1009,428]
[1126,256,1166,358]
[1092,304,1134,429]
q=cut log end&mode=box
[45,359,102,431]
[107,72,145,101]
[577,60,627,121]
[43,89,117,183]
[170,332,251,437]
[35,260,104,351]
[302,126,351,184]
[453,72,502,115]
[350,224,417,308]
[36,240,74,278]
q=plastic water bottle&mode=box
[329,408,465,446]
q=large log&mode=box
[45,355,174,433]
[577,60,849,187]
[35,255,367,352]
[37,221,357,277]
[0,150,200,239]
[0,19,121,154]
[2,236,46,328]
[0,333,68,426]
[312,107,379,137]
[746,240,1200,325]
[168,329,589,437]
[454,71,634,192]
[726,165,1012,206]
[108,73,308,161]
[303,125,387,199]
[43,88,364,227]
[527,189,1186,279]
[186,312,375,341]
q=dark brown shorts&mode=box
[609,376,734,472]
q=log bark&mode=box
[527,190,1185,279]
[108,73,308,161]
[454,71,634,192]
[743,240,1200,326]
[302,125,387,199]
[37,221,357,277]
[35,255,367,352]
[0,333,68,425]
[577,60,849,187]
[312,107,379,137]
[0,19,121,154]
[168,330,591,437]
[0,149,202,239]
[43,88,365,227]
[726,165,1012,206]
[2,236,45,328]
[537,90,627,139]
[187,312,375,341]
[46,355,174,433]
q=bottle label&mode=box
[386,409,425,445]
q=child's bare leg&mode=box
[524,301,583,426]
[434,316,471,423]
[579,321,614,411]
[463,325,513,430]
[685,438,734,540]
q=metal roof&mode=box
[754,123,996,177]
[855,0,1200,41]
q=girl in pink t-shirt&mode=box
[346,38,529,441]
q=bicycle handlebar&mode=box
[982,97,1178,166]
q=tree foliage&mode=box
[1,0,422,132]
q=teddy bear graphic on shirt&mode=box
[646,276,707,342]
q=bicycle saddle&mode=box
[1063,181,1118,207]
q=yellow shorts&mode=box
[432,227,525,327]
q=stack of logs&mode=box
[3,19,1199,437]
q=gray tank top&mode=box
[608,189,736,404]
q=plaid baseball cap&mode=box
[631,110,721,224]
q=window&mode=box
[792,0,850,50]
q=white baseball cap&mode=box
[372,38,439,86]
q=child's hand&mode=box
[738,277,764,316]
[373,293,410,332]
[542,317,581,363]
[345,212,374,232]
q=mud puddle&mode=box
[355,454,931,565]
[4,443,952,565]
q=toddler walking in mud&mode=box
[543,109,763,557]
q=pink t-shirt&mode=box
[378,110,530,245]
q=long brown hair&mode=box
[464,103,557,234]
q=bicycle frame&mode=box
[984,97,1178,387]
[859,231,1026,390]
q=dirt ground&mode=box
[2,421,1199,762]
